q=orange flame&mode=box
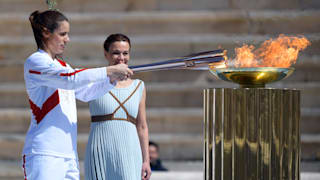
[230,35,311,68]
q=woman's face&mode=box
[105,41,130,66]
[44,20,70,58]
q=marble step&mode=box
[0,0,319,13]
[0,33,319,61]
[1,55,319,83]
[0,82,320,108]
[0,108,203,134]
[0,132,319,161]
[0,133,202,161]
[1,10,320,37]
[0,107,319,134]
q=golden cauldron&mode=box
[209,67,295,88]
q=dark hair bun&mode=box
[29,10,40,25]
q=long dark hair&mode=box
[103,33,131,52]
[29,10,68,50]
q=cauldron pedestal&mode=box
[204,88,300,180]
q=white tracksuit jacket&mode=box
[23,49,115,159]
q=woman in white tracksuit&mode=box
[21,10,132,180]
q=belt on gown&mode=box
[91,114,137,125]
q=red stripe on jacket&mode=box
[30,59,88,77]
[60,68,88,76]
[29,59,67,75]
[28,90,60,124]
[23,155,27,180]
[29,70,41,74]
[57,59,67,67]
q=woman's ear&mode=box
[104,50,109,59]
[104,50,112,66]
[42,28,51,39]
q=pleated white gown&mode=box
[85,80,144,180]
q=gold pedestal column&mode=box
[204,88,300,180]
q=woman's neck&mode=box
[115,79,133,88]
[41,47,55,60]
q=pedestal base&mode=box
[204,88,300,180]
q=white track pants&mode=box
[22,154,80,180]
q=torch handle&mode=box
[184,49,225,58]
[130,56,225,73]
[130,49,225,70]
